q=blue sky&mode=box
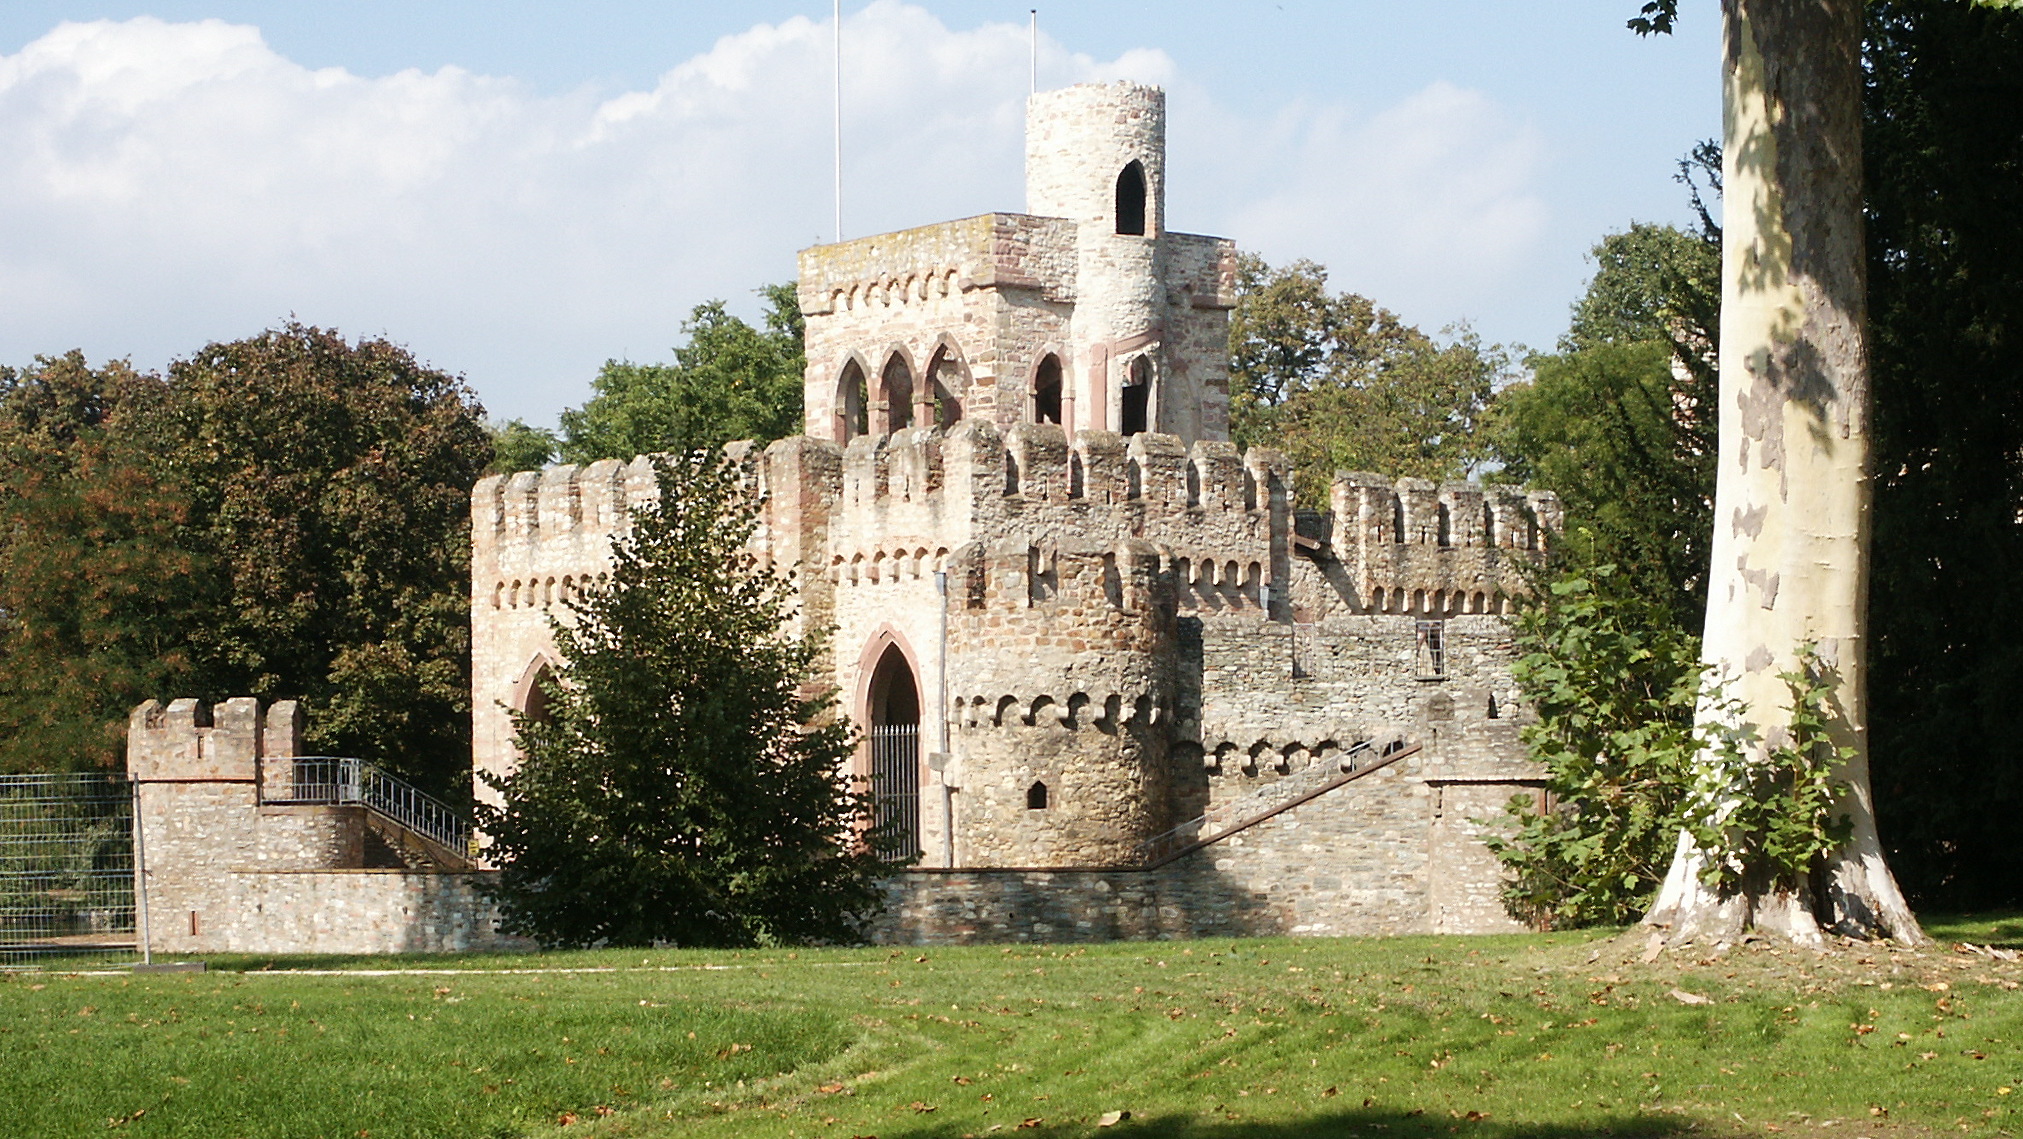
[0,3,1719,425]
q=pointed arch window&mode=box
[837,360,868,443]
[881,355,914,434]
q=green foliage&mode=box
[1486,564,1702,928]
[1685,648,1855,895]
[1628,0,1679,36]
[485,418,559,474]
[1227,255,1504,506]
[0,355,210,768]
[0,327,491,796]
[479,451,883,948]
[1861,0,2023,909]
[560,284,804,464]
[1485,221,1718,624]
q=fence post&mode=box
[130,778,151,967]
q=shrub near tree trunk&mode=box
[478,451,886,948]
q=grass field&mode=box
[1,915,2019,1139]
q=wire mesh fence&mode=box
[0,773,135,970]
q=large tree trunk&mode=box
[1642,0,1925,947]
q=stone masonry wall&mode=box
[870,751,1534,943]
[210,871,531,955]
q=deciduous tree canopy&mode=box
[1227,255,1505,506]
[558,284,805,466]
[0,325,491,797]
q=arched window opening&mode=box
[1437,503,1453,548]
[1392,499,1406,543]
[1026,781,1049,810]
[1121,356,1152,436]
[866,644,922,862]
[1115,160,1147,236]
[927,346,967,428]
[520,662,558,729]
[1033,354,1062,425]
[882,355,914,434]
[1487,694,1501,720]
[837,360,868,443]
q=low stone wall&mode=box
[201,870,532,955]
[869,756,1535,944]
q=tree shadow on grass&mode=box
[880,1106,1720,1139]
[1921,911,2023,951]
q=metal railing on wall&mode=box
[0,773,135,970]
[267,758,472,858]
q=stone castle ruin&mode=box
[131,83,1554,953]
[470,82,1556,942]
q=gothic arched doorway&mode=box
[865,642,922,861]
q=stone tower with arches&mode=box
[469,83,1563,942]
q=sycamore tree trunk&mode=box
[1642,0,1925,947]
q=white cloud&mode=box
[0,4,1545,422]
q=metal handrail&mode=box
[268,758,472,857]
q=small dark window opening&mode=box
[1121,356,1151,436]
[1115,160,1147,236]
[1392,499,1406,543]
[1437,503,1452,547]
[1033,355,1062,425]
[1482,500,1497,547]
[1026,781,1049,810]
[1486,694,1501,720]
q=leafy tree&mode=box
[478,451,884,948]
[0,327,491,796]
[560,284,804,464]
[486,418,559,475]
[1227,255,1504,505]
[1862,0,2023,910]
[0,354,209,769]
[1487,564,1702,929]
[1487,220,1719,624]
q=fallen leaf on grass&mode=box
[1321,1087,1338,1098]
[1097,1110,1132,1126]
[1018,1118,1044,1129]
[1669,989,1712,1005]
[819,1083,847,1094]
[908,1101,937,1113]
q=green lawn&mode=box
[2,914,2018,1139]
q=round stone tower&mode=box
[1024,82,1170,438]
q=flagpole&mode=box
[834,0,844,242]
[1029,10,1037,94]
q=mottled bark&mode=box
[1642,0,1925,947]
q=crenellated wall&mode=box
[130,697,528,956]
[452,78,1550,944]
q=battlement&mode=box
[128,697,302,784]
